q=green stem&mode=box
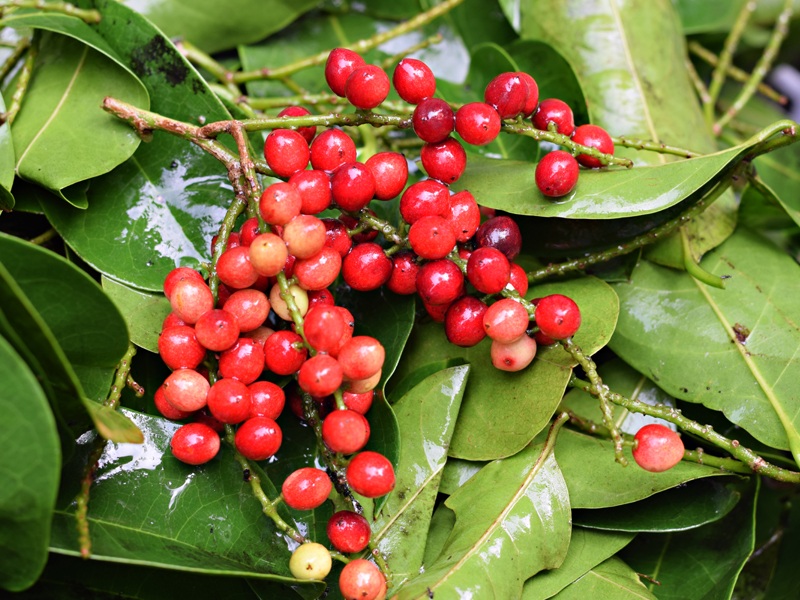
[0,0,101,22]
[29,227,57,245]
[681,226,727,289]
[1,39,35,125]
[611,136,700,159]
[238,111,410,132]
[686,56,712,107]
[301,393,353,503]
[209,194,247,302]
[714,0,794,135]
[0,36,28,83]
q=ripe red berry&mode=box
[535,294,581,340]
[294,246,343,291]
[326,48,366,97]
[210,231,240,257]
[420,137,467,184]
[331,162,376,212]
[310,128,357,172]
[289,169,332,215]
[327,511,371,553]
[408,215,456,260]
[345,64,390,110]
[516,72,539,117]
[343,390,374,414]
[571,124,615,168]
[169,279,214,325]
[365,152,408,200]
[322,409,371,454]
[342,243,392,291]
[416,259,464,306]
[491,335,537,372]
[509,263,529,296]
[346,451,395,498]
[304,306,348,354]
[444,296,488,347]
[536,150,579,197]
[216,246,259,290]
[447,190,481,243]
[339,559,385,600]
[264,129,310,178]
[207,378,252,424]
[223,289,270,332]
[467,247,511,294]
[259,181,302,226]
[455,102,501,146]
[170,422,220,465]
[162,369,209,412]
[393,57,436,104]
[249,232,288,277]
[387,251,419,295]
[277,105,316,144]
[308,287,335,310]
[158,325,206,370]
[483,298,530,343]
[235,416,282,461]
[399,179,449,225]
[337,336,385,381]
[298,354,344,397]
[193,309,240,352]
[533,98,575,136]
[412,98,455,143]
[239,217,260,247]
[155,385,193,420]
[475,215,522,260]
[164,267,204,300]
[633,424,685,472]
[282,467,333,510]
[323,218,354,258]
[264,330,308,375]
[218,338,265,384]
[283,214,326,259]
[484,72,527,119]
[248,381,285,420]
[162,312,187,330]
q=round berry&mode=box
[235,416,282,460]
[346,451,395,498]
[322,410,371,454]
[282,467,333,510]
[535,294,581,340]
[283,214,327,259]
[162,312,187,330]
[633,424,685,472]
[408,215,456,260]
[337,336,385,381]
[455,102,501,146]
[162,369,209,412]
[269,283,309,321]
[467,247,511,294]
[483,298,529,343]
[223,289,270,332]
[259,181,302,226]
[290,542,332,581]
[264,129,309,178]
[164,267,204,299]
[249,381,285,420]
[304,306,348,354]
[310,128,357,172]
[323,217,354,257]
[239,217,260,247]
[169,279,214,325]
[415,259,464,305]
[533,98,575,136]
[277,105,316,144]
[207,378,251,424]
[249,232,288,277]
[264,330,308,375]
[447,190,481,243]
[399,179,449,225]
[326,48,366,97]
[158,325,206,370]
[572,124,615,168]
[491,334,537,372]
[155,384,193,420]
[170,423,220,465]
[422,299,452,323]
[298,354,344,397]
[536,150,579,197]
[216,246,259,290]
[484,72,527,119]
[342,243,392,291]
[509,263,529,296]
[210,231,240,256]
[475,215,522,260]
[289,169,332,214]
[327,511,371,553]
[420,137,467,184]
[308,287,335,310]
[387,251,419,295]
[218,338,265,384]
[345,64,390,110]
[343,390,374,414]
[393,57,436,104]
[412,98,454,144]
[344,370,382,395]
[517,72,539,117]
[444,296,488,347]
[339,559,384,600]
[331,162,376,212]
[365,152,408,200]
[194,309,240,352]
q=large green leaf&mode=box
[12,31,147,204]
[120,0,318,54]
[0,91,14,210]
[396,441,571,599]
[372,366,467,590]
[620,479,758,600]
[102,276,170,353]
[522,528,635,600]
[674,0,747,33]
[388,276,619,460]
[50,410,324,599]
[44,0,233,291]
[610,227,800,464]
[549,557,656,600]
[0,335,60,592]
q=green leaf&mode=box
[51,410,324,599]
[0,91,15,210]
[12,31,147,203]
[120,0,318,54]
[555,428,731,509]
[610,227,800,464]
[397,440,571,599]
[549,556,656,600]
[620,479,758,600]
[388,275,619,460]
[43,0,233,291]
[422,503,456,567]
[446,0,518,52]
[372,366,468,589]
[573,479,741,533]
[522,528,635,600]
[674,0,747,34]
[102,276,171,353]
[0,335,60,592]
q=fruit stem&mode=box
[681,227,727,289]
[568,376,800,483]
[561,338,627,466]
[611,136,701,159]
[0,36,30,83]
[0,38,35,126]
[0,0,101,22]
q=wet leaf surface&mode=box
[102,276,170,353]
[549,556,656,599]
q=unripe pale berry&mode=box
[290,542,332,580]
[491,335,537,372]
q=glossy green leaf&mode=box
[0,91,14,210]
[674,0,747,33]
[611,227,800,464]
[389,276,619,460]
[447,0,518,52]
[555,428,731,509]
[573,478,741,533]
[50,410,324,599]
[12,31,147,203]
[372,366,468,589]
[43,0,233,291]
[550,556,656,600]
[621,479,757,600]
[522,528,635,600]
[422,503,456,567]
[763,488,800,599]
[397,442,571,599]
[120,0,318,54]
[0,335,60,592]
[102,276,170,353]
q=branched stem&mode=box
[612,136,700,159]
[1,39,35,125]
[0,0,100,22]
[0,36,29,82]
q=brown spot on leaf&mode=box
[733,323,750,344]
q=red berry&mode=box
[283,214,326,259]
[194,309,240,352]
[322,410,371,454]
[158,325,206,370]
[342,243,392,291]
[218,338,265,384]
[415,259,464,305]
[249,232,288,277]
[345,64,390,110]
[305,306,348,354]
[264,330,308,375]
[346,451,395,498]
[326,48,366,97]
[224,289,270,332]
[408,215,456,260]
[343,390,374,414]
[412,98,455,143]
[339,560,384,600]
[308,287,336,310]
[310,128,357,172]
[235,416,282,461]
[216,246,259,290]
[420,137,467,184]
[162,369,209,412]
[509,263,529,296]
[277,105,316,144]
[238,217,260,246]
[210,231,240,256]
[289,169,332,214]
[455,102,501,146]
[571,124,614,168]
[633,424,685,472]
[365,152,408,200]
[249,381,285,420]
[535,294,581,340]
[516,72,539,117]
[447,190,481,243]
[444,296,488,347]
[164,267,204,300]
[532,98,575,136]
[331,162,376,212]
[393,58,436,104]
[264,129,310,178]
[298,354,344,397]
[171,422,220,465]
[327,511,371,553]
[170,279,214,325]
[340,211,379,244]
[294,247,343,291]
[387,251,419,295]
[475,215,522,260]
[491,335,537,372]
[162,312,186,330]
[259,181,302,226]
[323,218,354,257]
[399,179,449,225]
[467,247,511,294]
[155,385,193,420]
[422,299,452,323]
[282,467,333,510]
[207,378,251,424]
[483,298,529,343]
[536,150,579,197]
[337,336,385,381]
[484,72,527,119]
